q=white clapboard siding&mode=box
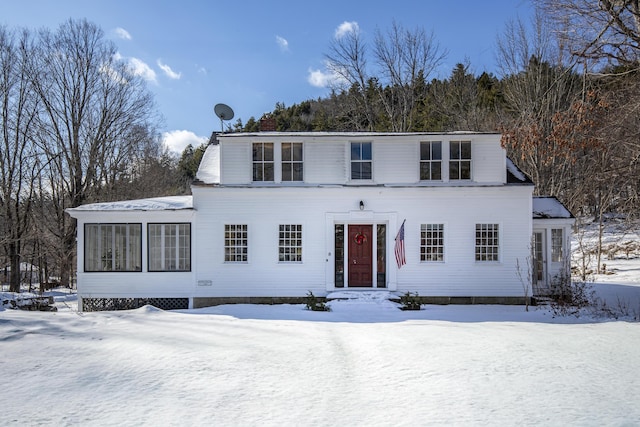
[220,140,251,184]
[305,141,347,184]
[470,134,506,183]
[191,185,532,298]
[373,140,418,184]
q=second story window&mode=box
[282,142,303,181]
[420,141,442,180]
[351,142,372,180]
[449,141,471,180]
[253,142,274,181]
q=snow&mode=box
[195,143,220,184]
[506,157,527,182]
[2,220,640,425]
[533,196,573,219]
[66,195,193,212]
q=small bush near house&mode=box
[304,291,330,311]
[550,271,595,317]
[399,291,422,311]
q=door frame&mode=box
[532,229,548,294]
[325,212,399,291]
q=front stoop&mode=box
[326,290,396,302]
[328,291,530,305]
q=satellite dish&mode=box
[214,103,234,132]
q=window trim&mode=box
[475,223,500,262]
[224,224,248,263]
[147,223,192,272]
[281,142,304,182]
[420,141,443,181]
[278,224,303,263]
[84,223,142,272]
[420,223,445,262]
[551,228,564,263]
[252,142,274,182]
[449,140,472,181]
[350,142,373,181]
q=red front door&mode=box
[348,225,373,287]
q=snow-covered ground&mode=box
[2,220,640,426]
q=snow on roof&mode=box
[506,158,526,181]
[67,196,193,212]
[195,143,220,184]
[533,196,574,219]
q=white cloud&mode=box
[307,61,349,88]
[335,21,359,39]
[162,130,207,154]
[275,35,289,52]
[113,27,132,40]
[127,57,157,83]
[157,60,182,80]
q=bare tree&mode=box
[537,0,640,67]
[373,21,446,131]
[28,19,158,286]
[0,27,40,292]
[325,21,446,131]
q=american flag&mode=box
[395,220,406,269]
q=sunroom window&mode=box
[148,223,191,271]
[85,224,141,272]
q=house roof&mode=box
[66,196,193,212]
[532,196,574,219]
[506,158,533,185]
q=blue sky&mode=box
[3,0,532,153]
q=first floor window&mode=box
[421,224,444,261]
[551,228,564,262]
[225,224,248,262]
[279,224,302,262]
[148,223,191,271]
[475,224,499,261]
[85,223,141,272]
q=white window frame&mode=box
[551,228,564,262]
[420,141,442,181]
[350,142,372,180]
[148,223,191,271]
[281,142,303,182]
[225,224,248,262]
[449,140,472,180]
[420,224,444,262]
[252,142,274,182]
[279,224,303,262]
[475,223,499,262]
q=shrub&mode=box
[304,291,330,312]
[399,291,422,311]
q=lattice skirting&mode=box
[82,297,189,312]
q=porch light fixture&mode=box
[359,200,364,210]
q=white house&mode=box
[67,132,573,311]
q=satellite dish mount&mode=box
[214,103,235,133]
